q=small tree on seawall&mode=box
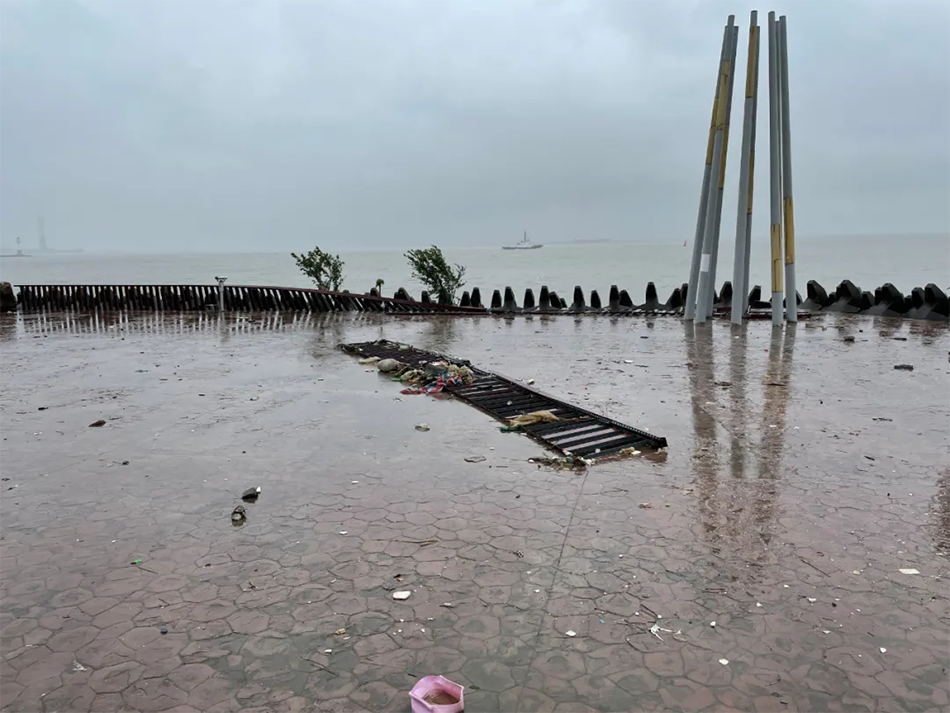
[291,247,345,291]
[405,246,466,305]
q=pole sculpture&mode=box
[704,23,739,318]
[695,18,736,324]
[778,15,798,322]
[731,11,760,324]
[767,11,784,325]
[686,20,735,321]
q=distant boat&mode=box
[503,231,543,250]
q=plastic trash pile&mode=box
[359,355,475,395]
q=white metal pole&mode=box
[742,13,762,314]
[696,17,736,323]
[731,11,759,325]
[705,24,739,318]
[686,22,734,321]
[778,16,797,322]
[767,12,784,325]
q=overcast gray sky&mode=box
[1,0,948,253]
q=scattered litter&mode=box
[807,598,817,603]
[719,658,729,666]
[131,559,143,565]
[121,460,130,466]
[231,506,246,526]
[464,456,486,463]
[334,628,346,635]
[392,591,412,601]
[409,675,464,713]
[89,420,106,428]
[72,661,87,672]
[822,630,830,634]
[565,630,576,637]
[619,447,642,457]
[38,406,48,411]
[242,486,261,503]
[649,624,672,640]
[599,619,605,624]
[415,423,431,432]
[134,369,149,373]
[351,480,359,484]
[535,589,540,593]
[893,364,914,371]
[324,648,333,654]
[843,335,856,343]
[880,647,887,653]
[339,531,348,535]
[710,621,716,627]
[527,379,536,385]
[899,568,920,575]
[160,627,168,635]
[638,503,654,509]
[507,410,560,428]
[440,602,454,608]
[755,602,762,608]
[529,455,590,470]
[358,356,381,365]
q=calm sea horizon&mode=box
[1,234,947,303]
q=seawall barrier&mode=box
[2,280,947,322]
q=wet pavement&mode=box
[1,311,948,713]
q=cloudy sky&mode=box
[1,0,948,253]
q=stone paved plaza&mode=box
[1,312,948,712]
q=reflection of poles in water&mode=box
[722,327,751,544]
[753,325,795,546]
[933,468,950,553]
[685,323,722,541]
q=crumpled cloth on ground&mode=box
[507,410,561,428]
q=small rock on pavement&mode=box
[392,591,412,600]
[464,456,487,463]
[242,486,261,503]
[893,364,914,371]
[415,423,430,432]
[88,420,106,428]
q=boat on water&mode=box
[503,231,543,250]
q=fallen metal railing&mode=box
[341,339,668,458]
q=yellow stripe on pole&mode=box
[783,197,796,265]
[746,27,759,98]
[770,224,784,291]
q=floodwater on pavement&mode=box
[1,311,948,712]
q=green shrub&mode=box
[405,246,466,305]
[291,247,345,291]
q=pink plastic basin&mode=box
[409,675,464,713]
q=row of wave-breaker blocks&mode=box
[433,280,949,321]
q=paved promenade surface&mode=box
[1,311,948,712]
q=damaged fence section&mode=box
[341,339,668,460]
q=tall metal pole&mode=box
[686,21,734,320]
[730,11,759,325]
[767,11,784,325]
[778,16,797,322]
[704,24,739,318]
[696,18,736,323]
[741,16,762,315]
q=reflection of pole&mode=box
[767,12,784,325]
[696,17,736,324]
[705,24,739,318]
[778,16,797,322]
[686,21,734,321]
[731,11,759,325]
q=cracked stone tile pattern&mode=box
[1,311,948,712]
